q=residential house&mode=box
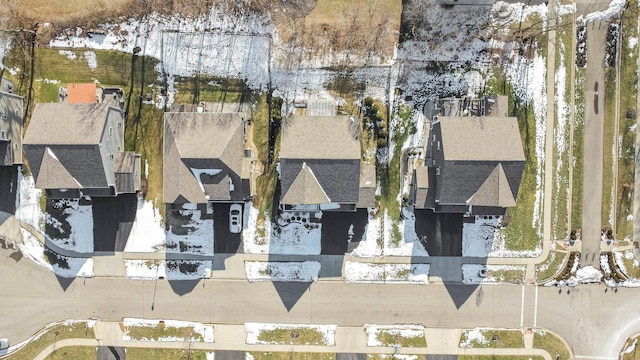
[414,115,525,216]
[0,91,23,166]
[163,105,252,208]
[279,115,374,211]
[23,102,140,199]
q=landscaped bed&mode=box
[459,328,524,349]
[122,318,213,342]
[365,325,426,347]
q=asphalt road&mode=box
[581,20,608,267]
[1,243,638,360]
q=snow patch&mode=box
[18,228,93,278]
[245,261,320,282]
[124,200,166,252]
[364,325,425,347]
[124,259,211,280]
[345,262,429,284]
[580,0,626,22]
[84,51,98,69]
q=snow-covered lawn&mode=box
[243,205,321,255]
[350,209,428,258]
[345,262,429,284]
[15,173,44,230]
[19,228,93,278]
[45,199,94,254]
[364,325,426,347]
[349,212,382,257]
[245,323,336,346]
[166,209,214,256]
[124,200,166,252]
[383,209,429,257]
[244,261,320,282]
[124,259,211,280]
[123,318,213,342]
[462,264,526,284]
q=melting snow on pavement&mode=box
[123,318,214,342]
[15,174,44,230]
[244,261,320,282]
[245,323,336,346]
[124,259,211,280]
[345,262,429,284]
[166,209,214,256]
[124,200,167,252]
[45,199,94,253]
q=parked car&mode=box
[229,204,242,233]
[0,338,9,350]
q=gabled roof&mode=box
[280,115,360,160]
[281,163,331,205]
[36,147,82,189]
[24,102,116,145]
[467,163,516,207]
[439,116,525,162]
[163,112,247,203]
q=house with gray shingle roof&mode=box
[279,115,374,211]
[24,102,140,199]
[414,115,525,215]
[0,91,23,166]
[163,107,252,206]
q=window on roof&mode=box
[0,113,6,120]
[436,167,440,176]
[0,130,5,139]
[109,127,113,135]
[108,153,114,160]
[117,146,121,151]
[117,121,122,128]
[437,141,441,151]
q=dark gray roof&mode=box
[24,144,108,189]
[115,151,141,194]
[437,160,523,205]
[280,159,360,205]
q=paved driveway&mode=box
[92,194,137,252]
[414,210,463,256]
[213,203,242,254]
[320,209,368,254]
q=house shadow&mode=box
[413,209,485,309]
[271,281,313,312]
[167,278,201,296]
[55,274,75,291]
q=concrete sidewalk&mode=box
[32,321,556,360]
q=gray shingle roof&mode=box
[25,144,108,189]
[281,162,331,205]
[163,112,247,203]
[439,116,525,161]
[280,115,360,160]
[356,164,376,208]
[24,102,116,144]
[468,163,516,207]
[280,159,360,204]
[0,91,23,165]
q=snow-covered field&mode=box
[124,259,211,280]
[166,209,214,256]
[345,262,429,284]
[243,205,321,255]
[364,325,425,347]
[245,323,336,346]
[124,200,167,253]
[245,261,320,282]
[123,318,214,342]
[45,199,94,254]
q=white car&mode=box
[229,204,242,233]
